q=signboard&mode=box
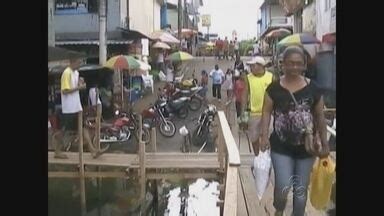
[201,14,211,27]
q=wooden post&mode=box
[150,127,157,152]
[78,111,87,216]
[217,125,225,172]
[138,115,146,202]
[96,103,101,151]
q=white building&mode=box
[316,0,336,43]
[129,0,162,35]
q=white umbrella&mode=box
[150,31,180,44]
[136,59,151,71]
[152,41,171,49]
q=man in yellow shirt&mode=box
[242,56,274,155]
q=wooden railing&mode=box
[217,111,241,215]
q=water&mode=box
[48,174,219,216]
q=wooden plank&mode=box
[48,171,127,178]
[217,121,225,171]
[146,172,217,180]
[238,167,265,215]
[48,152,138,167]
[48,152,221,169]
[218,111,241,166]
[240,154,255,167]
[48,171,218,180]
[139,116,146,201]
[78,111,87,216]
[237,173,249,216]
[223,166,238,216]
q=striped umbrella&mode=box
[166,51,194,62]
[278,33,320,47]
[104,55,151,71]
[266,28,291,39]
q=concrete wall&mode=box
[302,1,316,34]
[316,0,336,39]
[167,8,178,30]
[154,0,161,31]
[54,0,122,33]
[129,0,161,35]
[270,4,285,17]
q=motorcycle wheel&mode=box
[136,127,151,145]
[177,106,189,119]
[159,120,176,137]
[188,97,202,111]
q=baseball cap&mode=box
[246,56,266,66]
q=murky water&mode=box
[48,166,219,216]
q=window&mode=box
[55,0,98,15]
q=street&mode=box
[130,56,253,153]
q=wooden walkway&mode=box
[222,101,336,215]
[48,106,335,215]
[48,152,221,169]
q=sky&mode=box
[197,0,264,41]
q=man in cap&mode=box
[242,56,274,155]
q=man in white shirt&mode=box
[234,37,240,57]
[181,38,188,52]
[56,57,85,158]
[209,64,225,101]
[253,43,260,56]
[58,57,109,159]
[157,50,165,73]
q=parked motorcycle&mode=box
[142,101,177,137]
[115,110,151,145]
[192,104,217,151]
[163,83,203,111]
[98,112,131,144]
[158,89,190,119]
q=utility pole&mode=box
[178,0,182,45]
[48,0,55,46]
[99,0,107,65]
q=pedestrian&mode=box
[253,42,260,56]
[157,49,165,73]
[258,45,329,216]
[181,38,188,52]
[200,70,209,101]
[234,37,240,57]
[222,69,233,101]
[58,56,108,159]
[88,83,102,117]
[241,56,274,155]
[56,56,86,159]
[234,71,246,118]
[229,41,235,61]
[224,37,229,60]
[209,64,225,101]
[165,61,174,83]
[234,55,245,76]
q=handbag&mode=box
[288,90,319,155]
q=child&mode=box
[223,69,233,101]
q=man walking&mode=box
[209,64,225,101]
[242,56,274,155]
